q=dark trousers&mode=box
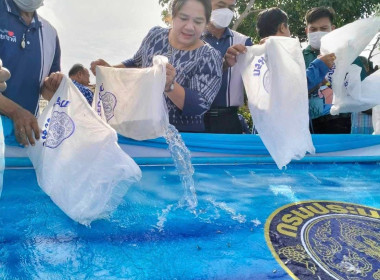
[311,114,351,134]
[204,107,243,134]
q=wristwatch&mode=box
[165,81,175,92]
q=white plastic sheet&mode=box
[27,76,142,225]
[237,37,315,169]
[94,56,169,140]
[320,17,380,114]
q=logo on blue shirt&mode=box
[0,29,16,43]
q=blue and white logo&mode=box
[100,91,117,122]
[44,111,75,149]
[0,28,16,43]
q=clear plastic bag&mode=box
[27,76,142,225]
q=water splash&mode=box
[155,204,175,232]
[251,219,262,227]
[159,125,248,229]
[205,197,247,224]
[164,124,197,209]
[269,185,298,202]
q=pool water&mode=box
[1,162,379,279]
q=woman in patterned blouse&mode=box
[91,0,223,132]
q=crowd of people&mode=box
[0,0,378,147]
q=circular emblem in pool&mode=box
[265,201,380,280]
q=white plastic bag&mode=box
[27,76,142,225]
[320,17,380,114]
[94,56,169,140]
[237,37,315,169]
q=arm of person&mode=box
[163,63,184,109]
[224,44,248,69]
[165,82,185,110]
[223,37,253,70]
[0,94,40,146]
[90,59,127,76]
[0,60,39,146]
[167,49,223,115]
[306,54,334,91]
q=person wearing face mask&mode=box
[303,6,368,133]
[304,6,337,126]
[0,0,63,147]
[91,0,222,132]
[201,0,253,134]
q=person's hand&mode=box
[319,53,336,69]
[41,72,64,101]
[224,44,247,68]
[165,63,176,92]
[0,59,11,92]
[9,106,40,147]
[90,59,111,76]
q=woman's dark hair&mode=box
[256,7,288,38]
[305,7,335,25]
[171,0,212,23]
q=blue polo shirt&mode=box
[0,0,61,114]
[202,28,253,107]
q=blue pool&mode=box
[1,159,379,279]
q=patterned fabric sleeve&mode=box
[72,80,94,105]
[182,47,223,116]
[122,26,161,68]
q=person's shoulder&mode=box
[230,29,249,40]
[200,43,222,60]
[1,0,12,15]
[230,29,252,46]
[147,26,168,36]
[37,14,58,34]
[302,45,314,55]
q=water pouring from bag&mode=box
[164,124,197,209]
[94,56,198,209]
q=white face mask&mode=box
[307,31,329,50]
[210,8,234,29]
[13,0,44,12]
